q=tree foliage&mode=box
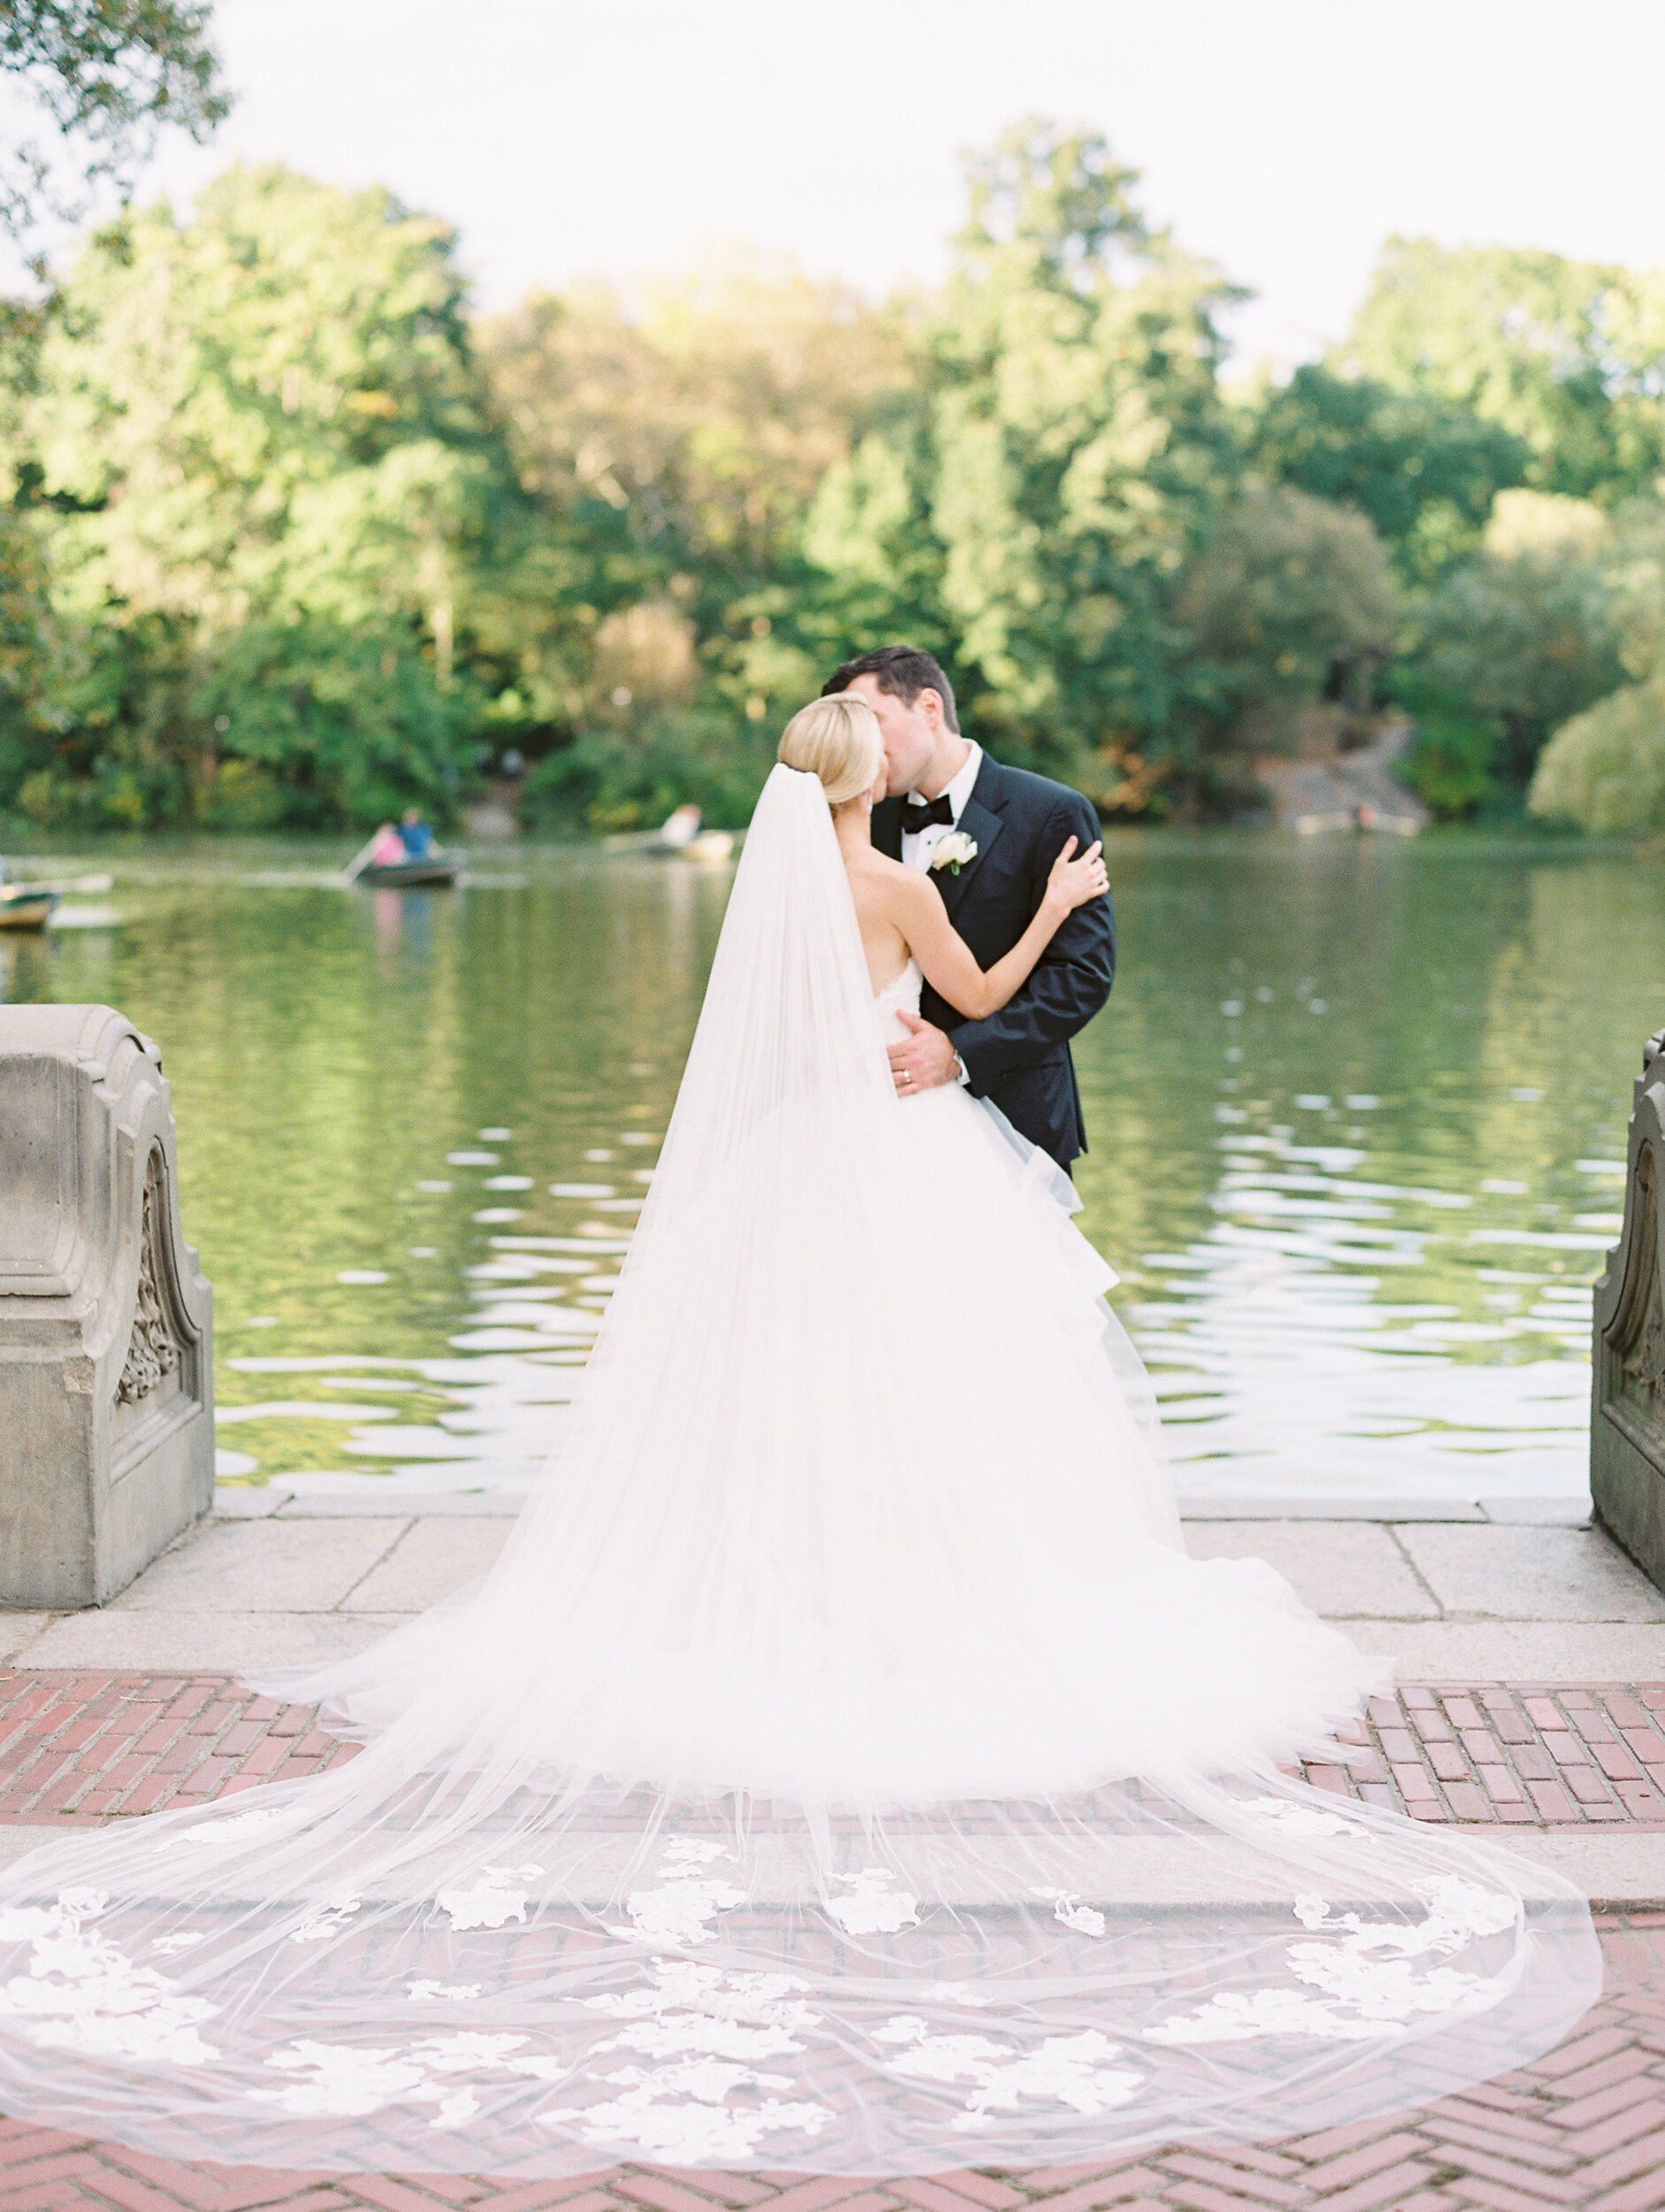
[1,1,226,243]
[477,256,908,728]
[1245,364,1528,586]
[1529,680,1665,834]
[807,121,1254,810]
[10,165,523,823]
[1395,492,1624,816]
[1342,240,1665,503]
[1176,484,1399,715]
[6,123,1665,832]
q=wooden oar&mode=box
[2,872,113,895]
[341,833,382,884]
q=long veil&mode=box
[0,765,1598,2174]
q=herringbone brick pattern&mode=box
[0,1916,1660,2212]
[5,1675,1665,1831]
[1316,1686,1665,1827]
[0,1675,355,1821]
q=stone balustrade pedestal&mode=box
[1592,1025,1665,1589]
[0,1005,213,1608]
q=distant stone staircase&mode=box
[1255,715,1430,833]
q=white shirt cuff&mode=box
[954,1053,971,1088]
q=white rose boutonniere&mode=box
[929,830,978,877]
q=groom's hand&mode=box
[889,1011,961,1097]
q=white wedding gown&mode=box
[0,767,1597,2174]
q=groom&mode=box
[823,644,1115,1172]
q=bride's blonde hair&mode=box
[777,694,884,806]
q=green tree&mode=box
[12,164,532,823]
[1245,364,1528,586]
[2,1,226,244]
[931,121,1241,787]
[809,120,1244,812]
[800,406,950,666]
[1342,240,1665,503]
[1527,488,1665,834]
[1587,490,1665,688]
[477,253,909,729]
[1174,483,1400,724]
[1528,679,1665,834]
[0,503,65,812]
[1399,491,1623,817]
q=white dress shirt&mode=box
[901,742,983,873]
[901,742,982,1084]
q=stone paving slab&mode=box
[214,1490,523,1520]
[1461,1827,1665,1901]
[1177,1494,1596,1525]
[0,1915,1661,2212]
[1186,1523,1665,1625]
[342,1521,514,1613]
[6,1511,1665,1681]
[0,1618,54,1665]
[1185,1523,1439,1617]
[1397,1527,1665,1624]
[16,1614,413,1673]
[1337,1624,1665,1683]
[100,1523,406,1616]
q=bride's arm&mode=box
[893,839,1108,1021]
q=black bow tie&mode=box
[903,793,955,835]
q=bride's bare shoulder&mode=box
[846,849,931,925]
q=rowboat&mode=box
[603,805,734,864]
[350,859,457,888]
[0,887,60,930]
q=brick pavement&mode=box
[1321,1686,1665,1828]
[0,1915,1658,2212]
[4,1671,1665,2206]
[0,1674,354,1823]
[6,1673,1665,1831]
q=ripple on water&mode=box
[9,830,1661,1508]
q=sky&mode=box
[21,0,1665,369]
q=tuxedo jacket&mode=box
[873,753,1116,1169]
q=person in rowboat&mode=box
[398,807,437,858]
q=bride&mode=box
[0,696,1597,2177]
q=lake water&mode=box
[5,831,1661,1509]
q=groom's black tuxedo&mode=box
[873,752,1115,1170]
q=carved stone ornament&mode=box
[1619,1150,1665,1418]
[116,1156,181,1406]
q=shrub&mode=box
[1529,681,1665,834]
[1399,703,1500,819]
[197,757,289,829]
[518,711,773,833]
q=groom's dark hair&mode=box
[823,645,960,733]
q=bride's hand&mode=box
[1044,835,1109,916]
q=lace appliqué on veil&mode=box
[0,1891,219,2066]
[876,2017,1142,2131]
[1151,1878,1520,2046]
[579,1960,833,2162]
[611,1841,746,1946]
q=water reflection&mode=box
[6,831,1662,1508]
[1071,835,1664,1503]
